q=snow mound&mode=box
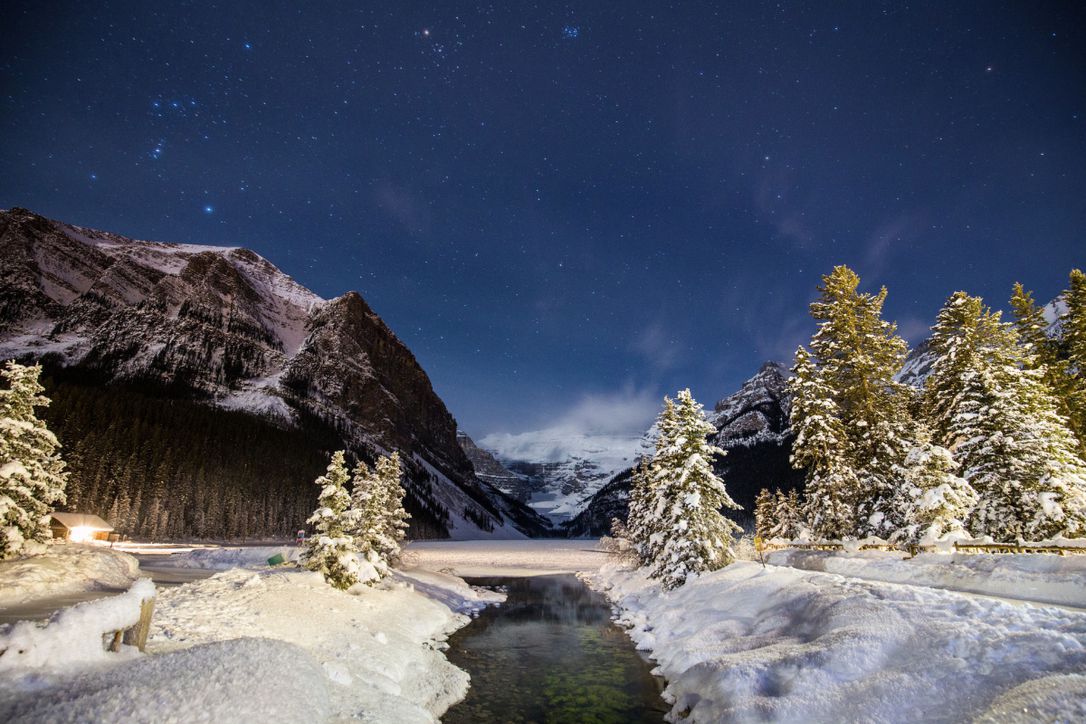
[590,561,1086,722]
[150,545,302,570]
[148,566,499,721]
[0,637,329,724]
[0,545,141,609]
[766,548,1086,609]
[0,578,155,670]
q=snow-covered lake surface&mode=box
[405,539,610,577]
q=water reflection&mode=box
[443,575,667,724]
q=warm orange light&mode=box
[69,525,95,543]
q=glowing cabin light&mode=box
[69,526,95,543]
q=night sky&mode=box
[2,2,1084,439]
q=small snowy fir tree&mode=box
[624,456,655,565]
[754,488,776,541]
[925,293,1086,541]
[373,452,410,563]
[302,451,363,590]
[892,433,977,545]
[770,489,802,540]
[645,389,743,590]
[788,346,857,540]
[0,361,68,560]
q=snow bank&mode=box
[0,545,141,609]
[766,548,1086,608]
[0,578,155,670]
[147,566,503,721]
[0,637,330,723]
[590,561,1086,722]
[405,539,610,577]
[148,545,301,570]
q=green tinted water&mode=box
[443,575,667,724]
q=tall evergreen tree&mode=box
[0,362,68,559]
[624,456,654,565]
[301,451,363,590]
[1061,269,1086,453]
[1010,282,1076,436]
[924,293,1086,540]
[788,346,858,539]
[642,390,743,590]
[771,489,802,540]
[799,266,915,537]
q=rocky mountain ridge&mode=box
[564,362,803,536]
[0,207,546,539]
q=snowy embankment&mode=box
[589,560,1086,722]
[406,539,609,576]
[766,548,1086,609]
[1,551,503,723]
[0,545,140,609]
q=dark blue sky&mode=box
[2,2,1084,438]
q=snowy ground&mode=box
[589,559,1086,723]
[405,539,609,577]
[0,544,141,615]
[1,547,503,723]
[765,548,1086,609]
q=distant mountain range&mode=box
[0,207,548,540]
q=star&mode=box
[561,25,580,40]
[203,205,214,215]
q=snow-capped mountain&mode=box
[0,207,546,539]
[476,429,644,524]
[565,362,804,536]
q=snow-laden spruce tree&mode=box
[1061,269,1086,454]
[624,456,655,565]
[301,451,364,590]
[0,361,68,560]
[348,451,410,578]
[771,488,803,540]
[788,346,858,539]
[891,429,977,545]
[373,452,410,563]
[924,292,1086,541]
[754,488,775,541]
[643,389,742,590]
[805,266,914,538]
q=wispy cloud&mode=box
[374,182,430,235]
[630,321,681,372]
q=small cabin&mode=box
[50,512,115,542]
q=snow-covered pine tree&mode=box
[1061,269,1086,454]
[770,489,802,540]
[1011,282,1076,434]
[373,452,409,564]
[891,429,977,545]
[646,389,742,590]
[624,456,654,565]
[788,345,858,540]
[0,361,68,560]
[347,459,382,570]
[754,488,775,541]
[301,451,363,590]
[806,266,914,538]
[924,293,1086,541]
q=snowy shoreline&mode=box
[586,557,1086,722]
[0,544,506,723]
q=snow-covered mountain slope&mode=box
[0,207,546,539]
[477,428,644,524]
[565,362,804,536]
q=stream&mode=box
[443,574,667,723]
